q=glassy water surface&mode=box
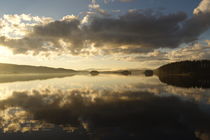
[0,74,210,140]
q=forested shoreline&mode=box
[155,60,210,76]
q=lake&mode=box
[0,73,210,140]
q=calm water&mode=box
[0,74,210,140]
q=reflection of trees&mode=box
[0,89,210,140]
[158,75,210,88]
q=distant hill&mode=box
[0,63,76,74]
[155,60,210,76]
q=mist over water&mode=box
[0,74,210,140]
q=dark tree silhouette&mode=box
[156,60,210,76]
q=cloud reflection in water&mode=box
[0,75,209,140]
[0,88,209,140]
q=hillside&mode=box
[155,60,210,76]
[0,63,76,74]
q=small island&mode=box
[90,70,100,76]
[120,70,132,75]
[144,70,153,76]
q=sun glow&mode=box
[0,46,12,56]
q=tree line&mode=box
[156,60,210,76]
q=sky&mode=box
[0,0,210,70]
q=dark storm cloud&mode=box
[179,12,210,43]
[85,11,188,49]
[84,10,210,53]
[0,3,210,55]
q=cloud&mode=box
[118,40,210,67]
[0,14,53,39]
[89,0,109,16]
[107,40,210,70]
[0,0,209,56]
[167,41,210,60]
[193,0,210,15]
[0,17,84,55]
